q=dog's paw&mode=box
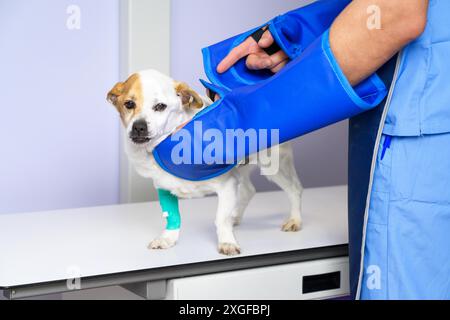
[148,237,176,250]
[281,218,302,232]
[218,243,241,256]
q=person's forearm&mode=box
[330,0,428,85]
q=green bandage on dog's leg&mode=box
[157,189,181,231]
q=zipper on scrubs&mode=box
[356,52,403,299]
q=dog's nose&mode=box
[132,120,148,137]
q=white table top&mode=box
[0,186,348,288]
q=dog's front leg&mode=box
[149,189,180,250]
[216,178,241,256]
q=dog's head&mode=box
[107,69,205,150]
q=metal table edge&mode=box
[2,244,349,299]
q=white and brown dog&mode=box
[107,69,303,256]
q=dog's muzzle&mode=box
[130,119,151,144]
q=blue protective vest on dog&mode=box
[153,28,387,181]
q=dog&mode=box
[107,69,303,256]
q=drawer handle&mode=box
[302,271,341,294]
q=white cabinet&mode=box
[166,257,349,300]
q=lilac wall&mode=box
[171,0,348,190]
[0,0,120,214]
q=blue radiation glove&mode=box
[203,0,351,90]
[153,30,388,181]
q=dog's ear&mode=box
[107,82,125,107]
[175,82,204,109]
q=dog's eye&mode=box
[124,100,136,110]
[153,103,167,112]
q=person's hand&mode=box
[217,29,289,74]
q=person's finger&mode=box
[270,59,289,73]
[217,37,254,73]
[246,48,289,71]
[246,53,272,70]
[266,50,289,69]
[258,30,275,48]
